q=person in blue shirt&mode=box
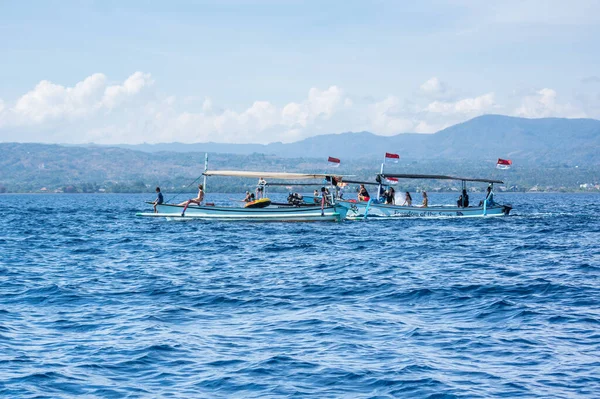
[479,186,494,207]
[153,187,164,213]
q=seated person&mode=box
[179,184,204,216]
[421,191,428,207]
[243,191,253,202]
[313,189,320,203]
[462,189,469,207]
[358,184,370,202]
[402,192,412,206]
[457,195,463,208]
[384,187,395,204]
[378,185,386,199]
[479,186,494,207]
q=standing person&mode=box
[462,189,469,207]
[180,184,204,216]
[153,187,164,213]
[402,192,412,206]
[256,177,267,199]
[358,184,370,202]
[320,187,331,216]
[421,191,428,207]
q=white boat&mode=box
[139,202,346,222]
[137,164,348,222]
[337,173,512,219]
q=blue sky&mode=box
[1,0,599,144]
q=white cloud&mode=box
[0,72,592,144]
[11,73,106,124]
[281,86,346,129]
[426,93,495,114]
[2,72,153,129]
[102,72,153,109]
[420,77,446,95]
[515,88,586,118]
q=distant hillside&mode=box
[111,115,600,165]
[1,142,598,193]
[1,115,599,193]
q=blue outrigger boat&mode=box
[338,173,512,219]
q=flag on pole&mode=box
[327,156,341,167]
[385,152,400,163]
[496,158,512,170]
[385,177,399,185]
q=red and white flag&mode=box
[385,152,400,163]
[385,177,399,185]
[327,156,341,167]
[496,158,512,170]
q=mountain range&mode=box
[1,114,599,193]
[112,115,600,165]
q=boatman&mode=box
[153,187,164,213]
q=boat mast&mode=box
[203,153,208,192]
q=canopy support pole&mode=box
[203,153,208,192]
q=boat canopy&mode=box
[203,170,342,180]
[266,178,379,187]
[378,173,504,184]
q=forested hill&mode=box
[114,115,600,165]
[0,142,598,193]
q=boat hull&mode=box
[339,200,511,219]
[138,203,347,222]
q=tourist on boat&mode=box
[457,195,463,208]
[313,189,320,203]
[243,191,253,202]
[421,191,428,207]
[256,177,267,199]
[384,187,395,204]
[153,187,164,213]
[402,192,412,206]
[287,192,304,205]
[180,184,204,216]
[378,185,386,200]
[461,189,469,207]
[358,184,370,202]
[485,186,494,206]
[320,187,331,204]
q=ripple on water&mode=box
[0,193,599,398]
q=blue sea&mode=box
[1,193,599,398]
